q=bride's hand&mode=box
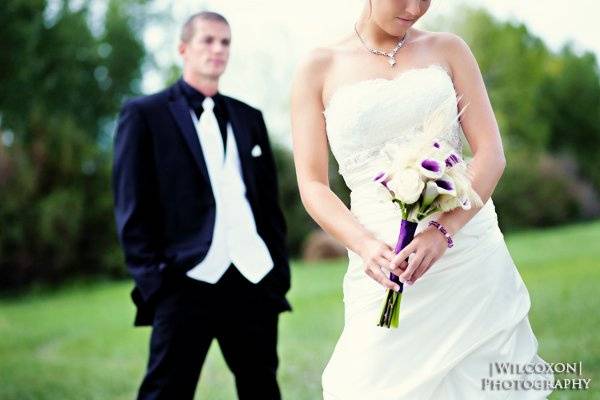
[358,237,405,291]
[390,228,449,285]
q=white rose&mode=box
[387,168,424,204]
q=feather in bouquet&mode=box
[374,94,483,328]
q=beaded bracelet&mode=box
[428,220,454,248]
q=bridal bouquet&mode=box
[374,96,483,328]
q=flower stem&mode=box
[377,219,418,328]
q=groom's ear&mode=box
[178,41,186,56]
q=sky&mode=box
[141,0,599,146]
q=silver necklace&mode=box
[354,24,407,67]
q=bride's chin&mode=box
[383,20,412,34]
[386,25,411,39]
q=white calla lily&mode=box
[434,176,457,197]
[421,181,440,210]
[421,177,457,211]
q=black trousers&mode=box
[137,265,283,400]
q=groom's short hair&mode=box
[180,11,230,43]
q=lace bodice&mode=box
[323,64,465,192]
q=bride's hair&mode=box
[180,11,229,43]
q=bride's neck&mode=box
[356,13,409,49]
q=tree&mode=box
[537,46,600,188]
[428,7,600,228]
[0,0,148,290]
[431,8,553,150]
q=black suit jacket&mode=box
[112,80,291,325]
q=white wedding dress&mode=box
[321,64,554,400]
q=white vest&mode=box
[186,110,274,284]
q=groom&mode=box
[112,11,291,400]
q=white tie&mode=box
[188,97,231,283]
[199,97,224,166]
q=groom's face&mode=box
[180,18,231,80]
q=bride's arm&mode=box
[291,49,401,291]
[393,33,507,284]
[435,33,506,235]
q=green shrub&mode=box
[494,150,585,230]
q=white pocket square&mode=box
[251,144,262,157]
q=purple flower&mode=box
[445,153,462,167]
[435,178,454,191]
[374,171,390,189]
[421,177,457,211]
[419,158,445,179]
[421,159,441,172]
[459,195,472,210]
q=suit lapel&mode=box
[168,86,210,183]
[224,98,258,203]
[167,85,259,204]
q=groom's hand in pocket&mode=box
[359,237,402,291]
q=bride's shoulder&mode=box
[412,29,461,42]
[293,35,354,92]
[431,32,479,77]
[291,48,331,97]
[423,31,474,60]
[295,36,354,72]
[413,30,470,51]
[412,30,476,75]
[295,47,334,77]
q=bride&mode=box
[290,0,554,399]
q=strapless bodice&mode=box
[323,64,465,193]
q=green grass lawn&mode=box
[1,221,599,399]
